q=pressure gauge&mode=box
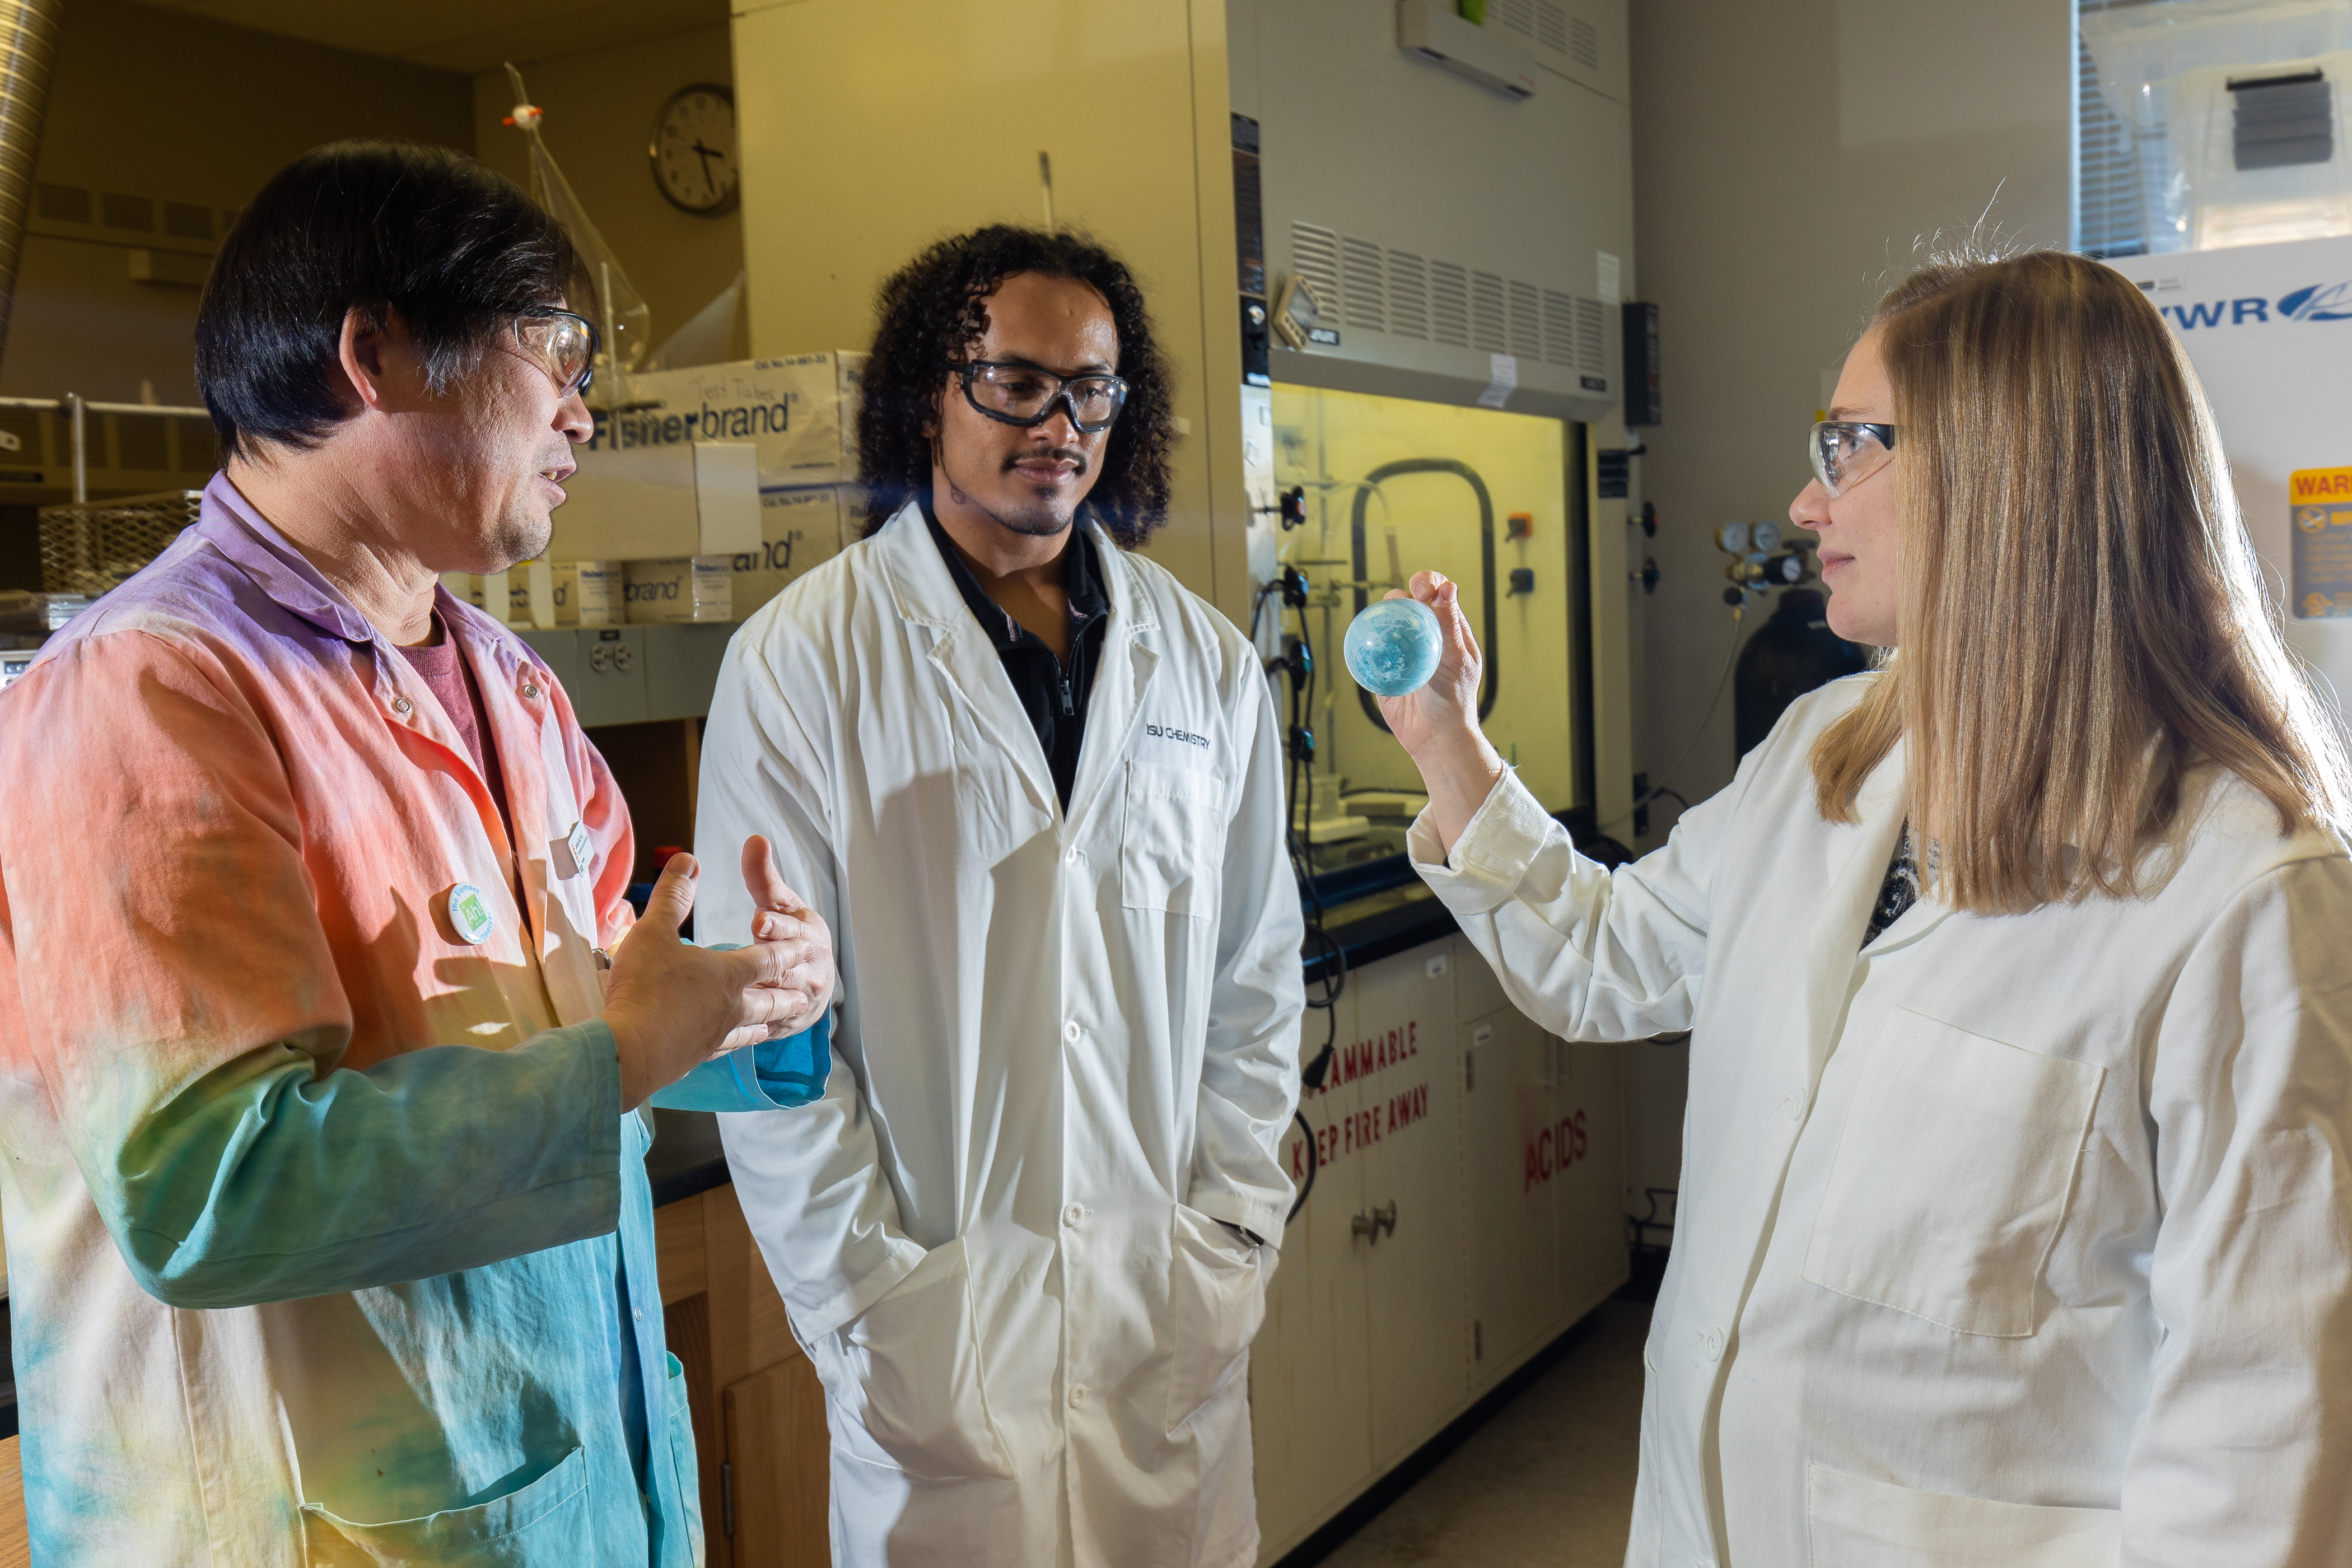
[649,84,740,216]
[1714,520,1751,554]
[1751,520,1782,552]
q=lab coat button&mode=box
[1063,1203,1084,1228]
[1068,1384,1088,1408]
[1065,848,1082,866]
[391,696,413,715]
[1700,1327,1724,1361]
[1064,1020,1081,1043]
[1785,1093,1806,1121]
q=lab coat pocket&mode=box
[663,1354,704,1566]
[299,1445,590,1566]
[840,1236,1016,1481]
[1805,1463,2121,1567]
[1803,1007,2103,1337]
[1163,1203,1267,1434]
[1121,761,1226,918]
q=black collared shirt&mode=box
[922,502,1110,809]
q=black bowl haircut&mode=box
[194,139,578,463]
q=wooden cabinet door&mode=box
[722,1355,831,1568]
[1461,1005,1562,1392]
[1250,977,1372,1557]
[1352,946,1468,1470]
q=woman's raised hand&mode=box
[1374,572,1483,757]
[1375,571,1505,856]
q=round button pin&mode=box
[447,883,496,945]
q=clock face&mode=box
[649,85,739,216]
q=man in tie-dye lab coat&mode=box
[0,142,837,1565]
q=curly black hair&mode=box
[857,225,1178,548]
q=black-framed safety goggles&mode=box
[950,360,1129,434]
[515,307,600,399]
[1810,419,1897,499]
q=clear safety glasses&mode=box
[514,307,600,399]
[950,360,1130,434]
[1809,420,1897,499]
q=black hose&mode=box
[1286,1107,1318,1223]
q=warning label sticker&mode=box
[2290,468,2352,618]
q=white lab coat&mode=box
[1412,676,2352,1568]
[696,503,1305,1567]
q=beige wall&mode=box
[727,0,1250,619]
[1627,0,2073,831]
[471,26,749,371]
[2,0,472,404]
[1617,0,2072,1212]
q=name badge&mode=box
[447,883,496,945]
[554,821,596,880]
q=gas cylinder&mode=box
[1734,588,1870,757]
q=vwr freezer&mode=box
[2115,233,2352,718]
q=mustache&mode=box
[1004,447,1088,476]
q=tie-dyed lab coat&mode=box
[0,474,825,1565]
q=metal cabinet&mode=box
[518,623,739,728]
[1255,979,1374,1553]
[1252,933,1629,1565]
[645,623,736,722]
[1354,946,1468,1469]
[1462,1004,1562,1390]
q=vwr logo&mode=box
[2159,282,2352,330]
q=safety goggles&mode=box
[949,360,1129,434]
[1809,420,1897,499]
[514,307,599,399]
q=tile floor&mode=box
[1313,1299,1650,1568]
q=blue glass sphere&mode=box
[1343,598,1444,697]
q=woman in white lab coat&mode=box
[1388,250,2352,1567]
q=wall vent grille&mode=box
[1537,1,1570,55]
[1471,270,1507,353]
[1542,290,1578,366]
[1342,235,1387,330]
[1284,220,1606,388]
[1430,262,1470,347]
[113,415,169,472]
[1575,295,1606,376]
[1291,221,1342,319]
[1492,0,1536,43]
[1387,250,1430,340]
[1570,15,1600,71]
[1508,279,1543,359]
[102,193,155,232]
[34,183,89,224]
[162,202,212,241]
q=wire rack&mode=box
[37,491,203,597]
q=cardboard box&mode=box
[626,556,734,623]
[553,561,623,626]
[549,441,762,563]
[732,486,854,619]
[586,353,865,489]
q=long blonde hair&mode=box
[1811,249,2350,911]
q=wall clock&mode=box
[649,83,740,217]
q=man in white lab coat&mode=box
[696,226,1306,1567]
